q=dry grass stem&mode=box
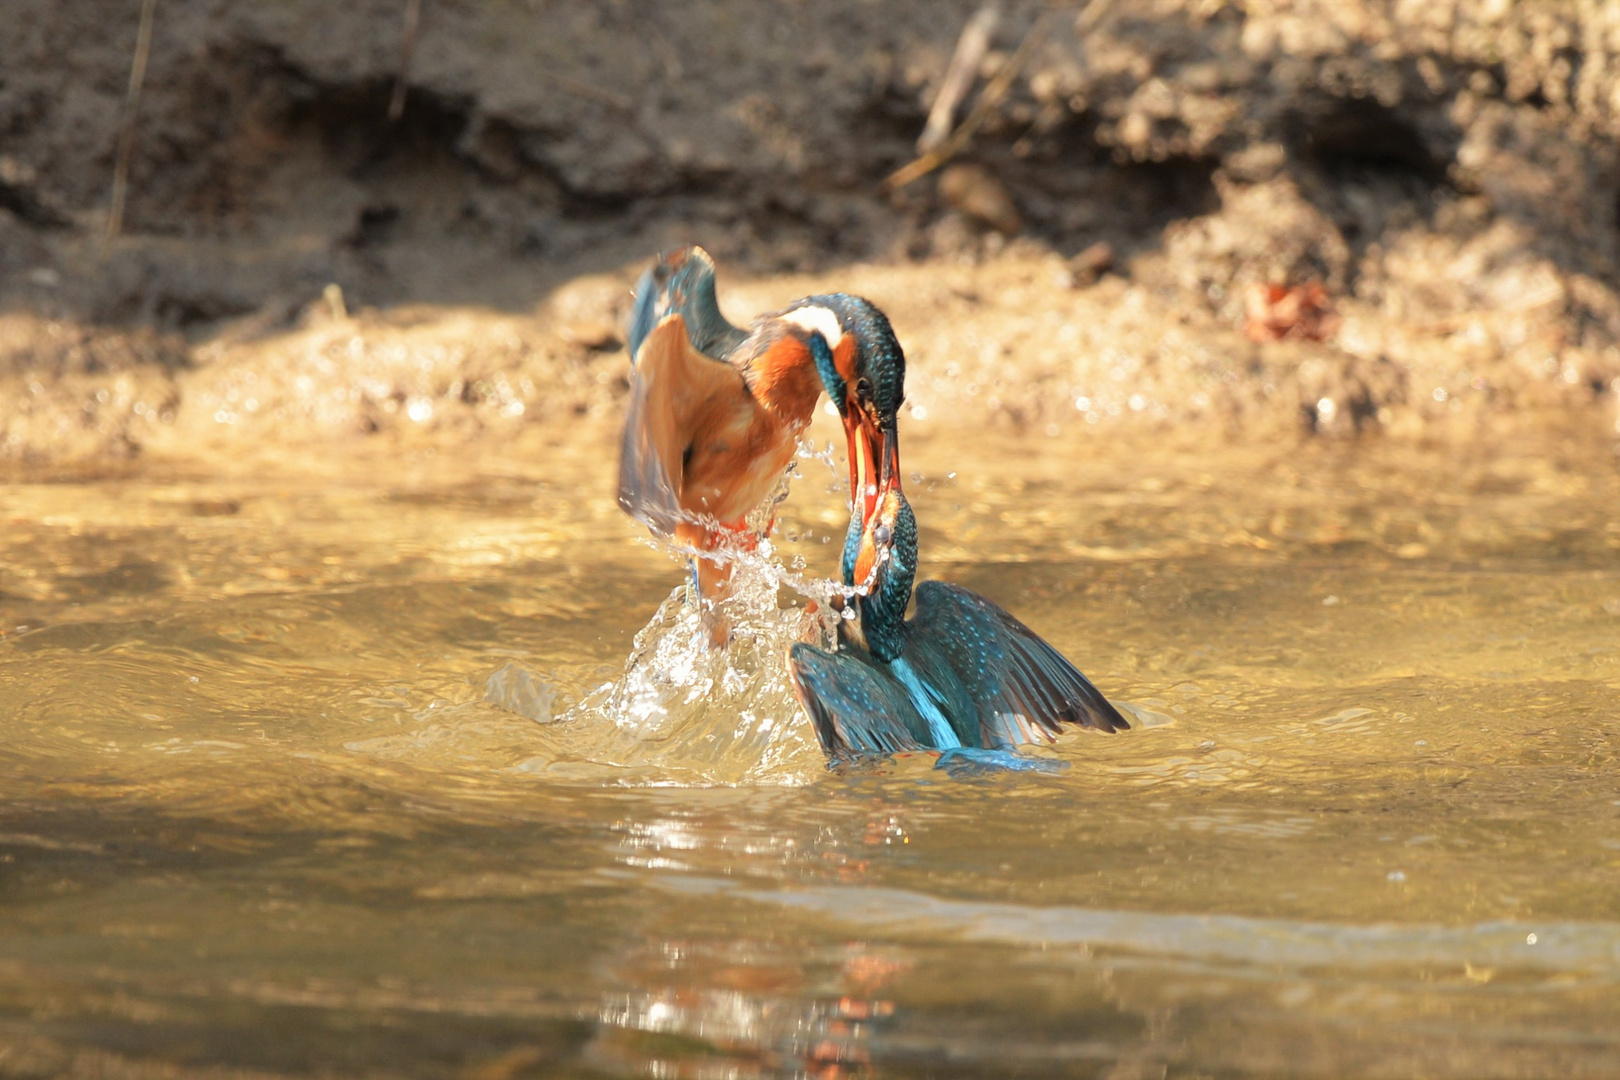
[105,0,158,243]
[388,0,423,122]
[918,3,1001,155]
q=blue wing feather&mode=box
[788,643,933,761]
[617,315,747,538]
[910,580,1129,742]
[627,247,746,364]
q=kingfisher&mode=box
[619,247,899,607]
[787,329,1129,762]
[616,248,1128,762]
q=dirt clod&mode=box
[939,163,1024,235]
[1065,241,1116,287]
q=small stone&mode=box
[1118,112,1154,149]
[938,163,1023,235]
[1066,241,1115,286]
[1224,142,1288,183]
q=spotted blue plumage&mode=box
[788,296,1129,767]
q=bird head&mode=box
[797,296,906,576]
[847,484,918,663]
[803,303,915,663]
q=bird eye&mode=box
[855,377,872,400]
[873,524,892,546]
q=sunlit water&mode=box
[3,428,1619,1078]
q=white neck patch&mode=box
[780,305,844,349]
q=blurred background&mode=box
[4,0,1619,471]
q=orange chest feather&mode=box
[746,334,848,426]
[680,393,799,523]
[674,329,849,524]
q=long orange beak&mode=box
[848,415,905,588]
[843,411,902,535]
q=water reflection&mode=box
[594,936,899,1079]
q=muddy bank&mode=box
[2,0,1620,472]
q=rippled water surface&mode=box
[3,430,1619,1078]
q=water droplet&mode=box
[1387,870,1406,882]
[1526,932,1538,945]
[1317,397,1337,419]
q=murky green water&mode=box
[3,430,1619,1078]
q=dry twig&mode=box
[106,0,158,242]
[388,0,423,122]
[1072,0,1120,37]
[917,3,1000,155]
[882,0,1118,193]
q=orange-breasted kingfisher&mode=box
[618,246,900,605]
[787,329,1129,764]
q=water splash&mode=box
[550,462,857,785]
[482,662,556,723]
[562,586,827,783]
[796,437,842,474]
[506,435,913,784]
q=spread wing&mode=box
[617,313,748,537]
[910,580,1129,746]
[627,246,747,362]
[788,642,933,761]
